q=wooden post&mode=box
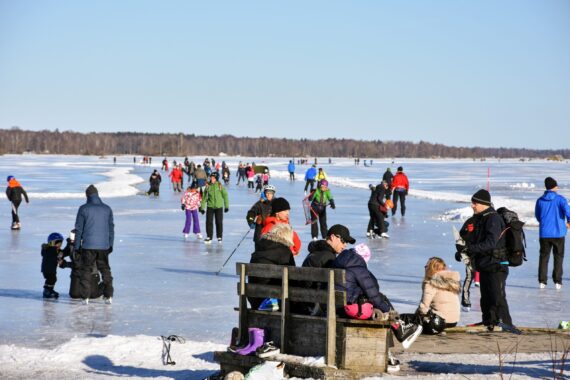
[238,263,248,345]
[325,269,336,366]
[280,266,289,354]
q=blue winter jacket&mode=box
[535,190,570,238]
[304,167,317,181]
[288,162,295,173]
[74,194,115,250]
[333,248,393,312]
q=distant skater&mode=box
[6,175,29,230]
[391,167,409,216]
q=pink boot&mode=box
[236,328,264,356]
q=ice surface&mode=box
[0,155,569,378]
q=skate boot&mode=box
[391,320,422,349]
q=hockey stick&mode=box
[215,229,251,275]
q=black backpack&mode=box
[497,207,527,267]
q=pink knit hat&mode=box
[354,243,371,263]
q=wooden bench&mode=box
[213,263,392,379]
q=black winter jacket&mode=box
[6,185,29,204]
[333,248,393,312]
[368,184,386,206]
[302,240,336,268]
[41,244,60,275]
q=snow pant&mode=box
[304,179,315,193]
[310,204,328,239]
[43,272,57,289]
[367,203,386,234]
[461,264,475,307]
[206,207,223,239]
[79,249,114,299]
[69,267,102,299]
[289,172,295,181]
[183,209,201,234]
[248,179,254,189]
[236,174,246,185]
[172,181,182,192]
[479,268,512,326]
[539,237,565,285]
[10,199,21,224]
[392,190,406,216]
[147,184,159,196]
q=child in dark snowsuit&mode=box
[255,174,263,193]
[41,233,64,298]
[59,229,103,299]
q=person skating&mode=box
[222,165,231,186]
[308,179,335,240]
[41,232,65,298]
[147,170,162,196]
[391,166,409,216]
[260,197,301,255]
[246,185,275,243]
[169,165,183,192]
[535,177,570,289]
[382,168,394,189]
[181,183,203,240]
[288,160,295,181]
[193,164,208,194]
[74,185,114,305]
[6,175,29,230]
[200,172,229,244]
[304,165,317,194]
[316,167,327,182]
[457,189,513,331]
[367,182,389,239]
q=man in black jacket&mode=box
[457,189,513,330]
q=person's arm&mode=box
[108,208,115,249]
[417,282,436,315]
[22,188,29,203]
[354,266,391,312]
[74,209,84,251]
[223,187,229,211]
[467,214,502,254]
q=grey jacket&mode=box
[74,194,114,250]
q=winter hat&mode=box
[471,189,491,206]
[319,179,329,187]
[327,224,356,244]
[6,175,14,182]
[354,243,371,263]
[47,232,64,244]
[545,177,558,190]
[85,184,98,197]
[397,166,403,172]
[271,197,290,214]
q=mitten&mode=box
[180,204,185,211]
[329,199,336,209]
[199,209,205,215]
[249,222,256,229]
[224,208,229,213]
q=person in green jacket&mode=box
[309,179,335,240]
[200,172,229,244]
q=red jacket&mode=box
[391,172,409,192]
[261,216,301,255]
[169,168,183,182]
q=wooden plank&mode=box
[235,262,347,285]
[280,266,289,354]
[238,263,248,345]
[238,283,347,305]
[325,269,336,366]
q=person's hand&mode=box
[199,209,205,215]
[108,246,113,254]
[224,208,229,213]
[249,222,256,229]
[455,251,462,262]
[180,204,185,211]
[329,199,336,209]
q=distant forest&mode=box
[0,128,567,159]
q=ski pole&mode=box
[215,229,251,275]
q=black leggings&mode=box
[206,207,224,239]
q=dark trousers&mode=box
[43,272,57,288]
[304,179,315,193]
[310,205,328,239]
[392,191,406,216]
[289,172,295,181]
[539,237,565,284]
[479,269,512,326]
[79,249,114,299]
[206,207,224,239]
[461,264,475,307]
[11,200,21,224]
[367,203,386,234]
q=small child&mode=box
[181,182,203,239]
[255,174,263,193]
[41,232,64,298]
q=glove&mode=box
[455,251,462,262]
[180,204,185,211]
[249,222,256,229]
[329,199,336,209]
[199,209,205,215]
[224,208,229,213]
[108,246,113,254]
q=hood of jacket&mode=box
[427,271,461,294]
[308,239,333,253]
[260,223,294,247]
[539,190,557,202]
[8,178,22,188]
[86,193,103,204]
[334,248,366,270]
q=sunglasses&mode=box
[335,234,346,244]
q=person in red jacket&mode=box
[391,166,409,216]
[260,197,301,256]
[169,165,183,192]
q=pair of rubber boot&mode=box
[235,328,265,356]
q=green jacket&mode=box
[310,188,333,205]
[201,182,229,210]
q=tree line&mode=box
[0,127,567,159]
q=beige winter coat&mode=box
[417,270,461,324]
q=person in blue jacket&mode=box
[304,165,317,194]
[535,177,570,290]
[74,185,114,304]
[288,160,296,181]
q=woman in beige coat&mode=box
[417,257,461,329]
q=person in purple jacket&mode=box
[535,177,570,290]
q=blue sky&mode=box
[1,1,568,149]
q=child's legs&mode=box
[43,272,57,288]
[183,209,192,234]
[191,209,201,234]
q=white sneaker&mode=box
[555,283,562,290]
[184,234,189,239]
[204,238,212,244]
[461,305,471,312]
[474,282,480,287]
[196,233,203,240]
[82,298,89,305]
[366,231,371,238]
[104,297,113,304]
[217,238,222,244]
[312,237,318,241]
[381,232,390,239]
[539,283,546,289]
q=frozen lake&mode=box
[1,155,569,350]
